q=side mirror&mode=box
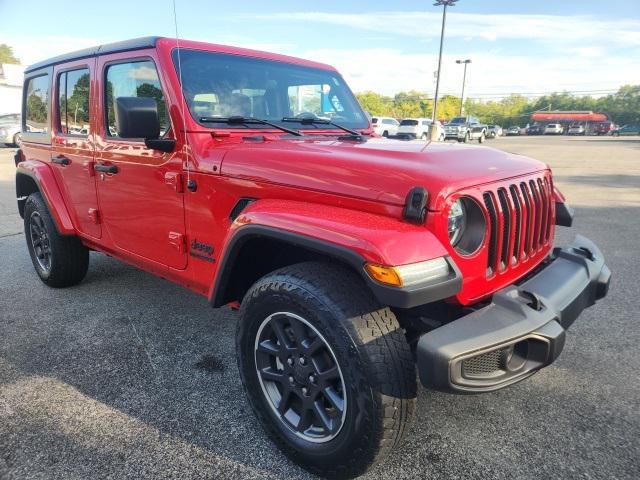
[114,97,175,153]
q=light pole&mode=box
[430,0,458,140]
[456,59,471,116]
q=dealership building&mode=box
[530,111,610,134]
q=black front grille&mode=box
[483,176,553,276]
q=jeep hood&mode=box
[218,137,548,210]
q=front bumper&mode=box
[416,235,610,393]
[444,130,463,139]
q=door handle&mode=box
[94,163,118,174]
[52,155,70,166]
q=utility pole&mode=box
[456,59,471,116]
[430,0,458,140]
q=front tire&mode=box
[12,132,22,148]
[24,192,89,287]
[237,262,416,478]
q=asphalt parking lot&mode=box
[1,136,639,479]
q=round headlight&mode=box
[448,197,486,255]
[448,199,466,247]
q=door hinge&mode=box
[164,172,183,193]
[88,208,100,224]
[168,232,186,253]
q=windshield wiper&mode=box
[199,116,303,137]
[281,117,362,136]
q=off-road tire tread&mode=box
[237,261,416,478]
[24,192,89,287]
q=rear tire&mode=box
[24,192,89,287]
[382,130,389,138]
[237,261,416,478]
[12,132,22,148]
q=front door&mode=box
[94,54,187,269]
[51,61,101,238]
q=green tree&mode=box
[0,44,20,64]
[356,91,393,116]
[354,84,639,127]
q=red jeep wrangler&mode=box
[15,37,610,477]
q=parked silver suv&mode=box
[0,114,21,147]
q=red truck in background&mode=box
[15,37,610,478]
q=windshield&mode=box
[449,117,466,124]
[172,49,368,130]
[400,119,418,126]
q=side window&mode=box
[58,68,90,136]
[24,74,50,133]
[105,60,169,138]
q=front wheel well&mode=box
[212,231,368,308]
[16,173,40,218]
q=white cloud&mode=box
[0,35,105,67]
[245,11,640,46]
[301,48,639,97]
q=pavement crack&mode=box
[128,317,159,380]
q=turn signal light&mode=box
[364,257,450,288]
[364,264,403,287]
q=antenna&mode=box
[172,0,190,185]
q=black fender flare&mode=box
[210,224,461,309]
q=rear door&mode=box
[50,60,101,238]
[94,51,187,269]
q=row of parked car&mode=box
[504,122,640,137]
[371,116,503,143]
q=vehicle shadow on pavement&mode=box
[1,204,639,479]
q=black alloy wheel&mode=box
[23,192,89,287]
[254,311,347,443]
[29,211,52,273]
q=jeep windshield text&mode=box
[15,37,610,478]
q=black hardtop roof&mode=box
[25,36,161,73]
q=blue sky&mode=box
[2,0,638,98]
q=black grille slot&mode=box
[529,180,542,250]
[538,179,549,245]
[462,349,508,378]
[483,192,498,274]
[509,185,522,262]
[543,177,552,242]
[497,189,511,268]
[520,182,532,254]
